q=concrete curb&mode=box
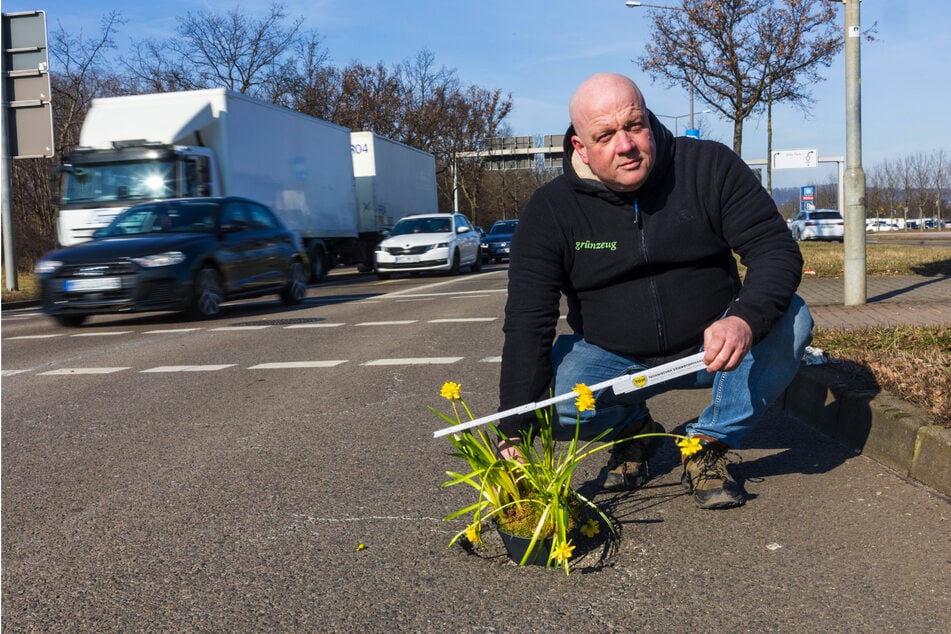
[781,364,951,498]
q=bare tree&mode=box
[638,0,840,155]
[122,2,306,98]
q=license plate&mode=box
[64,277,122,292]
[394,255,420,264]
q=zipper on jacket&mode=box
[634,196,667,351]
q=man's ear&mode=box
[571,135,588,164]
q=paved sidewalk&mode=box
[798,273,951,329]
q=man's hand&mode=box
[702,315,753,372]
[497,437,525,462]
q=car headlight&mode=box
[432,242,449,250]
[34,259,63,275]
[132,251,187,268]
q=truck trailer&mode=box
[57,88,437,280]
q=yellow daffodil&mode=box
[440,381,462,401]
[572,383,595,412]
[465,524,481,544]
[552,540,576,563]
[677,436,703,458]
[580,518,601,538]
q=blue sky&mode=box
[5,0,948,189]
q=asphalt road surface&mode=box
[3,265,949,632]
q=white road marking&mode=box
[284,323,345,329]
[249,361,347,369]
[480,356,502,363]
[428,318,496,323]
[355,320,417,326]
[145,328,203,334]
[1,369,35,376]
[141,364,236,373]
[70,331,131,337]
[363,357,463,366]
[209,325,271,331]
[5,334,64,340]
[38,367,131,375]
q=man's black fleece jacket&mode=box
[497,114,803,437]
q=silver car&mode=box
[789,209,845,242]
[374,213,482,279]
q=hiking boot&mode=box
[601,415,665,491]
[681,439,746,509]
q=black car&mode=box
[481,219,519,263]
[35,197,309,327]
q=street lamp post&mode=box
[656,109,711,136]
[838,0,867,305]
[624,1,698,129]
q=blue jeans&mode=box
[550,295,813,447]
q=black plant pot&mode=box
[497,527,553,566]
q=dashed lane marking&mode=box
[5,334,64,340]
[284,323,346,329]
[140,364,237,373]
[145,328,203,334]
[3,356,504,376]
[70,331,131,337]
[428,318,497,323]
[38,367,131,375]
[248,361,347,369]
[362,357,463,366]
[209,325,272,331]
[355,320,417,326]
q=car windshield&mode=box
[489,221,518,235]
[98,201,218,236]
[390,217,452,236]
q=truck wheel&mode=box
[280,259,308,305]
[309,246,327,282]
[189,266,223,318]
[54,314,87,327]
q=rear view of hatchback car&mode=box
[789,209,844,242]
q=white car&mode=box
[789,209,845,242]
[374,213,482,279]
[866,219,899,232]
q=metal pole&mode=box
[689,85,695,130]
[842,0,866,305]
[2,98,18,291]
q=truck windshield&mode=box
[61,159,177,203]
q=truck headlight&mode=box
[132,251,186,268]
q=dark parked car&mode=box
[481,219,519,263]
[35,197,309,327]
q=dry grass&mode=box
[811,326,951,428]
[798,241,951,277]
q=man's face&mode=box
[571,96,656,192]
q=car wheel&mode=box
[53,314,87,327]
[280,260,308,305]
[189,266,223,318]
[449,249,461,275]
[470,253,482,273]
